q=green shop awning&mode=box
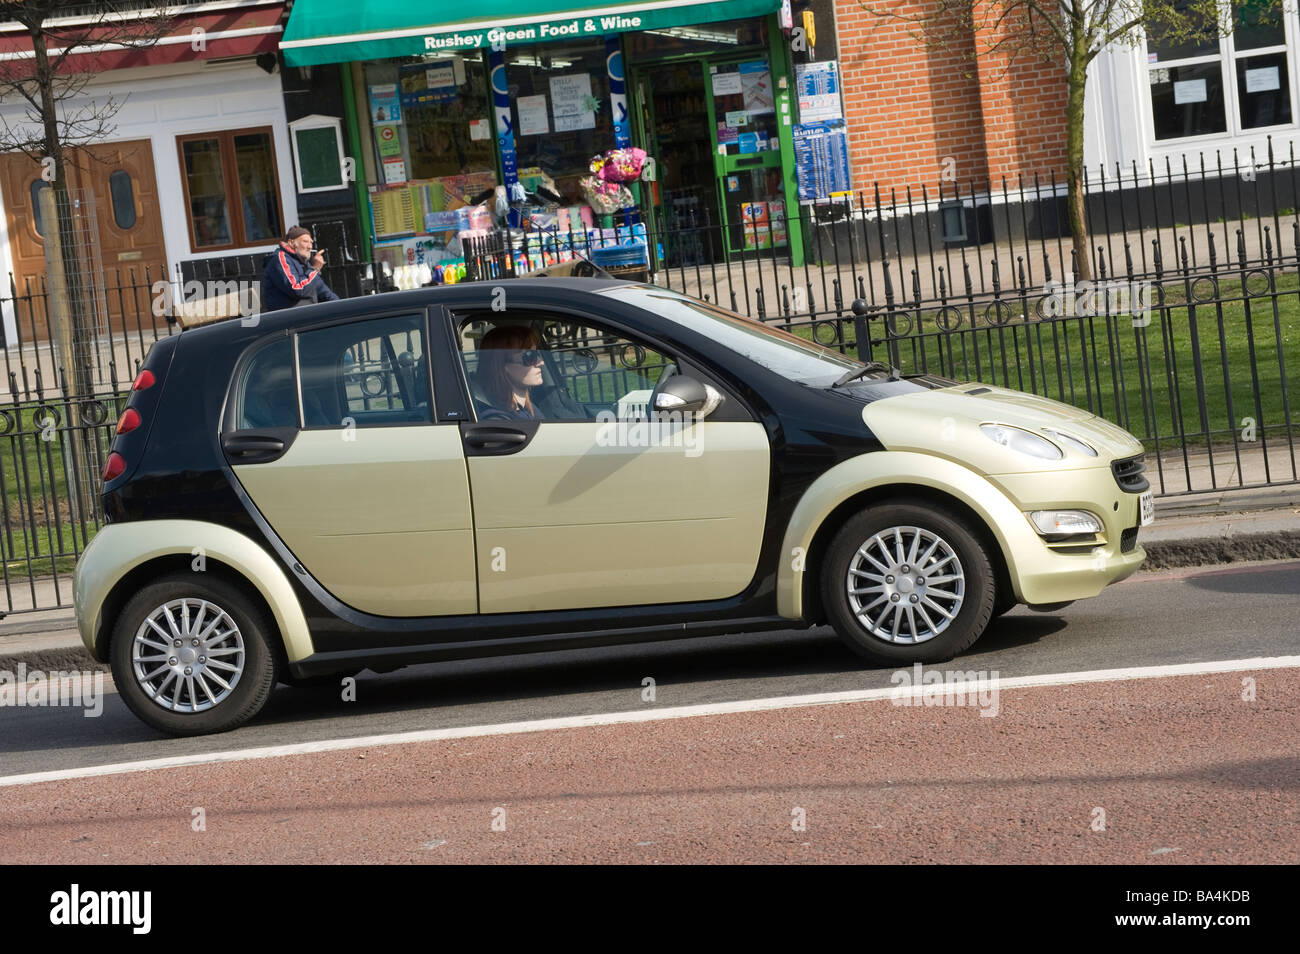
[281,0,783,66]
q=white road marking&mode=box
[2,655,1297,788]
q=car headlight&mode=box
[1044,429,1097,457]
[979,423,1063,460]
[1028,510,1103,536]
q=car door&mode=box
[452,309,771,614]
[225,311,478,616]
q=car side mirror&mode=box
[653,374,708,415]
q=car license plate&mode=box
[1139,490,1155,527]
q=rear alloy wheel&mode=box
[822,502,995,664]
[110,574,278,736]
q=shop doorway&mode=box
[633,52,788,265]
[634,60,723,266]
[707,57,787,256]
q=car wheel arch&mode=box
[778,452,1028,621]
[78,521,311,665]
[93,554,286,665]
[799,484,1014,627]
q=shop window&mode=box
[508,40,613,207]
[625,19,767,60]
[1149,62,1228,138]
[109,170,135,230]
[177,127,284,252]
[1145,1,1294,140]
[384,54,494,181]
[1237,50,1291,127]
[363,55,498,269]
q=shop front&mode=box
[280,1,816,275]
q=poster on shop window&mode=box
[517,95,550,136]
[739,61,774,115]
[368,84,402,125]
[550,73,596,131]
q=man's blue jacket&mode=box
[261,242,339,311]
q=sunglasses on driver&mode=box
[506,349,544,366]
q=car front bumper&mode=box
[990,466,1148,605]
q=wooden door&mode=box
[0,150,52,296]
[66,140,167,289]
[0,139,166,339]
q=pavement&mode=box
[1,490,1297,674]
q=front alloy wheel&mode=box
[846,526,965,644]
[822,501,996,664]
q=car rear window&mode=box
[297,314,430,428]
[234,337,296,429]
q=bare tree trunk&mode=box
[29,23,93,400]
[1066,54,1092,281]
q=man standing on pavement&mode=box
[261,226,340,311]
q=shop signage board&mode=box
[282,1,790,66]
[793,119,851,201]
[795,61,841,123]
[489,48,520,221]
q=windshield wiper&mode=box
[832,362,899,387]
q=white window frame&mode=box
[1142,4,1300,147]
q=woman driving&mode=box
[477,325,546,419]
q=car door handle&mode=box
[464,428,528,447]
[222,434,287,464]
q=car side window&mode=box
[297,314,430,428]
[234,337,297,430]
[457,314,673,421]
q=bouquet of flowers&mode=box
[590,147,647,183]
[581,175,633,213]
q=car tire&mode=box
[278,670,357,689]
[109,573,279,736]
[992,588,1019,618]
[821,501,996,665]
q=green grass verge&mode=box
[780,271,1300,451]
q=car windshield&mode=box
[598,286,873,386]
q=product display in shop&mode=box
[581,176,633,213]
[590,147,646,182]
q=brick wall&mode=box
[834,0,1069,197]
[969,5,1069,187]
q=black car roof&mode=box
[181,278,645,345]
